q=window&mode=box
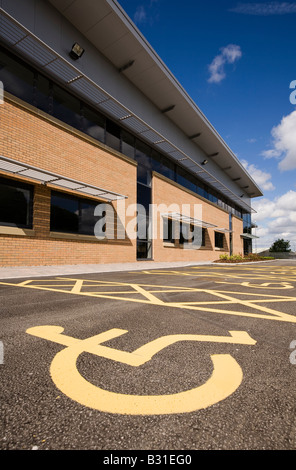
[0,177,33,228]
[82,105,105,143]
[163,218,175,244]
[0,49,35,105]
[52,84,82,131]
[106,119,120,151]
[179,222,189,245]
[121,130,135,159]
[50,191,106,236]
[191,225,206,247]
[176,167,196,193]
[215,231,224,249]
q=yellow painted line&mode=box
[70,279,84,294]
[2,278,296,323]
[130,283,165,305]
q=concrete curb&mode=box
[0,260,213,280]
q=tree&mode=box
[269,238,291,252]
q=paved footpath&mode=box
[1,260,296,453]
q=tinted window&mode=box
[52,85,82,130]
[215,231,224,248]
[163,218,175,243]
[106,119,120,151]
[0,177,33,228]
[121,130,135,159]
[0,50,34,105]
[82,105,105,143]
[51,192,79,233]
[50,191,106,236]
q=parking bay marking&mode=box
[26,325,256,415]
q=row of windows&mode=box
[163,218,225,249]
[0,177,226,249]
[0,177,105,235]
[0,46,246,220]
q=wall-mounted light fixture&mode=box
[202,159,208,165]
[189,133,201,140]
[69,43,85,60]
[118,60,135,73]
[161,105,175,113]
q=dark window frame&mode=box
[0,176,34,229]
[215,231,224,249]
[50,190,106,236]
[163,218,175,244]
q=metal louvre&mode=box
[215,228,232,233]
[0,8,255,213]
[15,35,56,66]
[68,78,108,104]
[99,99,129,120]
[121,116,150,134]
[161,212,218,229]
[241,233,259,239]
[0,156,127,201]
[0,13,25,45]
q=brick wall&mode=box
[0,96,137,266]
[152,172,244,262]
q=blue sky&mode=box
[117,0,296,251]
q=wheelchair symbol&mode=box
[26,325,256,415]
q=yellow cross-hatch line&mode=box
[1,275,296,323]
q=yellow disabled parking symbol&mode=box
[26,325,256,415]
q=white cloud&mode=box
[230,2,296,15]
[241,159,275,191]
[262,111,296,171]
[208,44,242,84]
[134,5,147,24]
[252,190,296,251]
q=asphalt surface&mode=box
[1,260,296,452]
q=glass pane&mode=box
[163,218,174,243]
[176,167,196,192]
[79,200,98,235]
[50,192,79,233]
[137,165,151,187]
[215,231,224,248]
[121,130,135,159]
[35,74,51,114]
[0,49,34,104]
[137,241,152,259]
[135,140,151,168]
[106,119,120,151]
[52,84,82,130]
[0,177,32,228]
[82,105,105,143]
[137,215,151,241]
[137,182,151,215]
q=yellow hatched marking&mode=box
[1,275,296,323]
